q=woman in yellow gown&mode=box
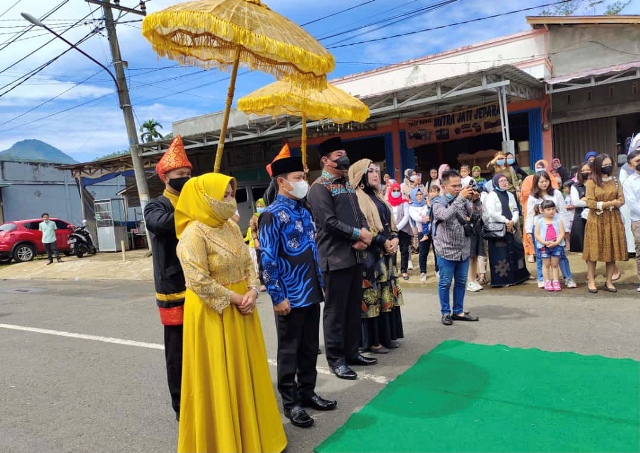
[175,173,287,453]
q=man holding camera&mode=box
[431,170,479,326]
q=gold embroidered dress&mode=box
[175,173,286,453]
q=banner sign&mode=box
[405,103,502,148]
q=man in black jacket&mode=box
[143,135,192,421]
[307,137,376,381]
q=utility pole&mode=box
[86,0,151,219]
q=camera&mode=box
[462,222,475,237]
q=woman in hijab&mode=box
[520,159,559,262]
[487,150,521,196]
[552,158,570,183]
[387,180,412,280]
[175,173,287,453]
[584,151,598,163]
[482,174,530,287]
[348,159,404,354]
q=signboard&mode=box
[405,103,502,148]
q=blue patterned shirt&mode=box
[258,194,324,308]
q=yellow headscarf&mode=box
[175,173,237,238]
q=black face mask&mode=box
[332,155,350,171]
[581,172,590,180]
[636,163,640,172]
[168,176,190,192]
[601,166,613,176]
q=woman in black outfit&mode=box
[569,161,591,252]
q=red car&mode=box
[0,218,75,263]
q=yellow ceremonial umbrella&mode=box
[237,77,370,167]
[141,0,335,172]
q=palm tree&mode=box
[139,119,164,142]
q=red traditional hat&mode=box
[266,143,291,177]
[155,135,192,175]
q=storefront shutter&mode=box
[552,117,616,168]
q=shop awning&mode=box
[545,61,640,93]
[138,64,543,156]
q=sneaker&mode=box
[466,281,482,292]
[537,280,545,289]
[407,261,414,270]
[544,281,553,291]
[565,278,577,288]
[420,273,427,283]
[552,280,562,291]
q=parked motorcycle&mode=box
[68,222,97,258]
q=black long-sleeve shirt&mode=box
[307,170,368,272]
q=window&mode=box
[251,186,267,203]
[0,223,16,232]
[235,187,248,204]
[54,220,70,230]
[23,222,40,230]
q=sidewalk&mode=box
[0,247,636,290]
[0,249,153,281]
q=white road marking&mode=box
[0,323,390,384]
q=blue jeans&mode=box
[436,256,469,316]
[536,248,573,281]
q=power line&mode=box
[327,0,571,49]
[301,0,376,27]
[0,7,99,76]
[325,0,458,47]
[0,0,22,20]
[0,0,68,50]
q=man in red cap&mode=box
[143,135,192,421]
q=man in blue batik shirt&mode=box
[259,155,337,429]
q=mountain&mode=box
[0,139,77,164]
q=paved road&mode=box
[1,279,638,453]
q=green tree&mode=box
[541,0,630,15]
[139,119,164,143]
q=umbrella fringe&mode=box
[142,11,334,88]
[237,93,369,124]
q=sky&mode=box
[0,0,638,163]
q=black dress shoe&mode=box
[284,406,314,428]
[346,354,378,366]
[330,364,357,380]
[441,314,452,325]
[301,394,337,411]
[451,313,479,321]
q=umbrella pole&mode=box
[213,47,241,173]
[301,115,307,169]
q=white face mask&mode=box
[287,180,309,199]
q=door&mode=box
[54,220,72,250]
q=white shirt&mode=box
[622,172,640,221]
[483,190,519,225]
[525,190,568,233]
[570,185,587,208]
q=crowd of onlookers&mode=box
[378,145,640,295]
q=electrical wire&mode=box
[0,7,100,76]
[327,0,571,49]
[0,0,68,50]
[301,0,376,27]
[0,0,22,20]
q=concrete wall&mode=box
[548,26,640,77]
[0,161,81,223]
[0,161,132,224]
[551,79,640,124]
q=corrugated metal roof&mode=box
[546,60,640,85]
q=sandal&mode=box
[402,273,409,280]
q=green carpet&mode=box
[315,341,640,453]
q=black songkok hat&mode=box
[318,137,345,157]
[270,156,304,177]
